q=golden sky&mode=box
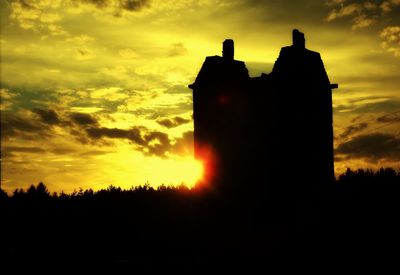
[1,0,400,193]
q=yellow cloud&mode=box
[100,65,128,79]
[70,107,103,113]
[380,26,400,57]
[9,0,67,35]
[66,34,95,45]
[118,48,139,59]
[90,87,128,101]
[75,46,96,60]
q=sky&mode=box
[1,0,400,193]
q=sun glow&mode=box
[100,151,204,188]
[96,149,205,190]
[160,157,203,188]
[193,143,218,190]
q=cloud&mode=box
[9,0,67,35]
[85,126,169,156]
[325,1,379,29]
[75,47,96,60]
[66,34,95,45]
[90,87,128,101]
[119,0,150,11]
[326,0,346,6]
[376,112,400,123]
[86,126,143,142]
[326,3,364,22]
[380,0,400,13]
[143,131,171,156]
[118,48,139,59]
[1,143,113,159]
[84,125,193,157]
[0,88,16,110]
[33,109,61,125]
[335,133,400,161]
[78,149,114,157]
[156,116,190,128]
[351,14,376,29]
[1,146,46,158]
[1,105,192,158]
[99,66,129,80]
[71,0,152,18]
[80,0,150,11]
[171,131,194,155]
[380,26,400,57]
[70,112,99,126]
[325,0,400,30]
[339,122,369,139]
[0,88,16,100]
[334,96,400,114]
[7,0,150,36]
[168,43,188,57]
[1,111,51,139]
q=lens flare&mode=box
[184,158,204,188]
[194,143,218,190]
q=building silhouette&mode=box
[189,30,338,197]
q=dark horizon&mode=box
[1,168,399,272]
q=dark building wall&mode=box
[190,55,251,191]
[189,31,336,197]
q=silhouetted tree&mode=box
[1,168,399,272]
[0,187,8,200]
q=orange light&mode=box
[194,143,218,190]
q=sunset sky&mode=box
[1,0,400,193]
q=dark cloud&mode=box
[376,112,400,123]
[81,0,150,13]
[70,112,98,126]
[120,0,150,11]
[11,0,34,9]
[168,43,188,57]
[171,131,194,155]
[50,147,76,155]
[143,131,171,157]
[156,116,191,128]
[354,99,400,113]
[1,145,112,158]
[234,0,331,26]
[81,0,109,8]
[79,150,114,157]
[10,0,150,17]
[338,74,400,86]
[85,126,173,157]
[86,127,146,145]
[165,84,194,95]
[339,122,368,139]
[84,126,193,157]
[33,109,61,125]
[334,97,400,114]
[1,111,50,139]
[324,0,400,29]
[335,133,400,161]
[0,108,193,158]
[1,146,46,158]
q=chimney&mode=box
[222,39,234,60]
[292,29,305,49]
